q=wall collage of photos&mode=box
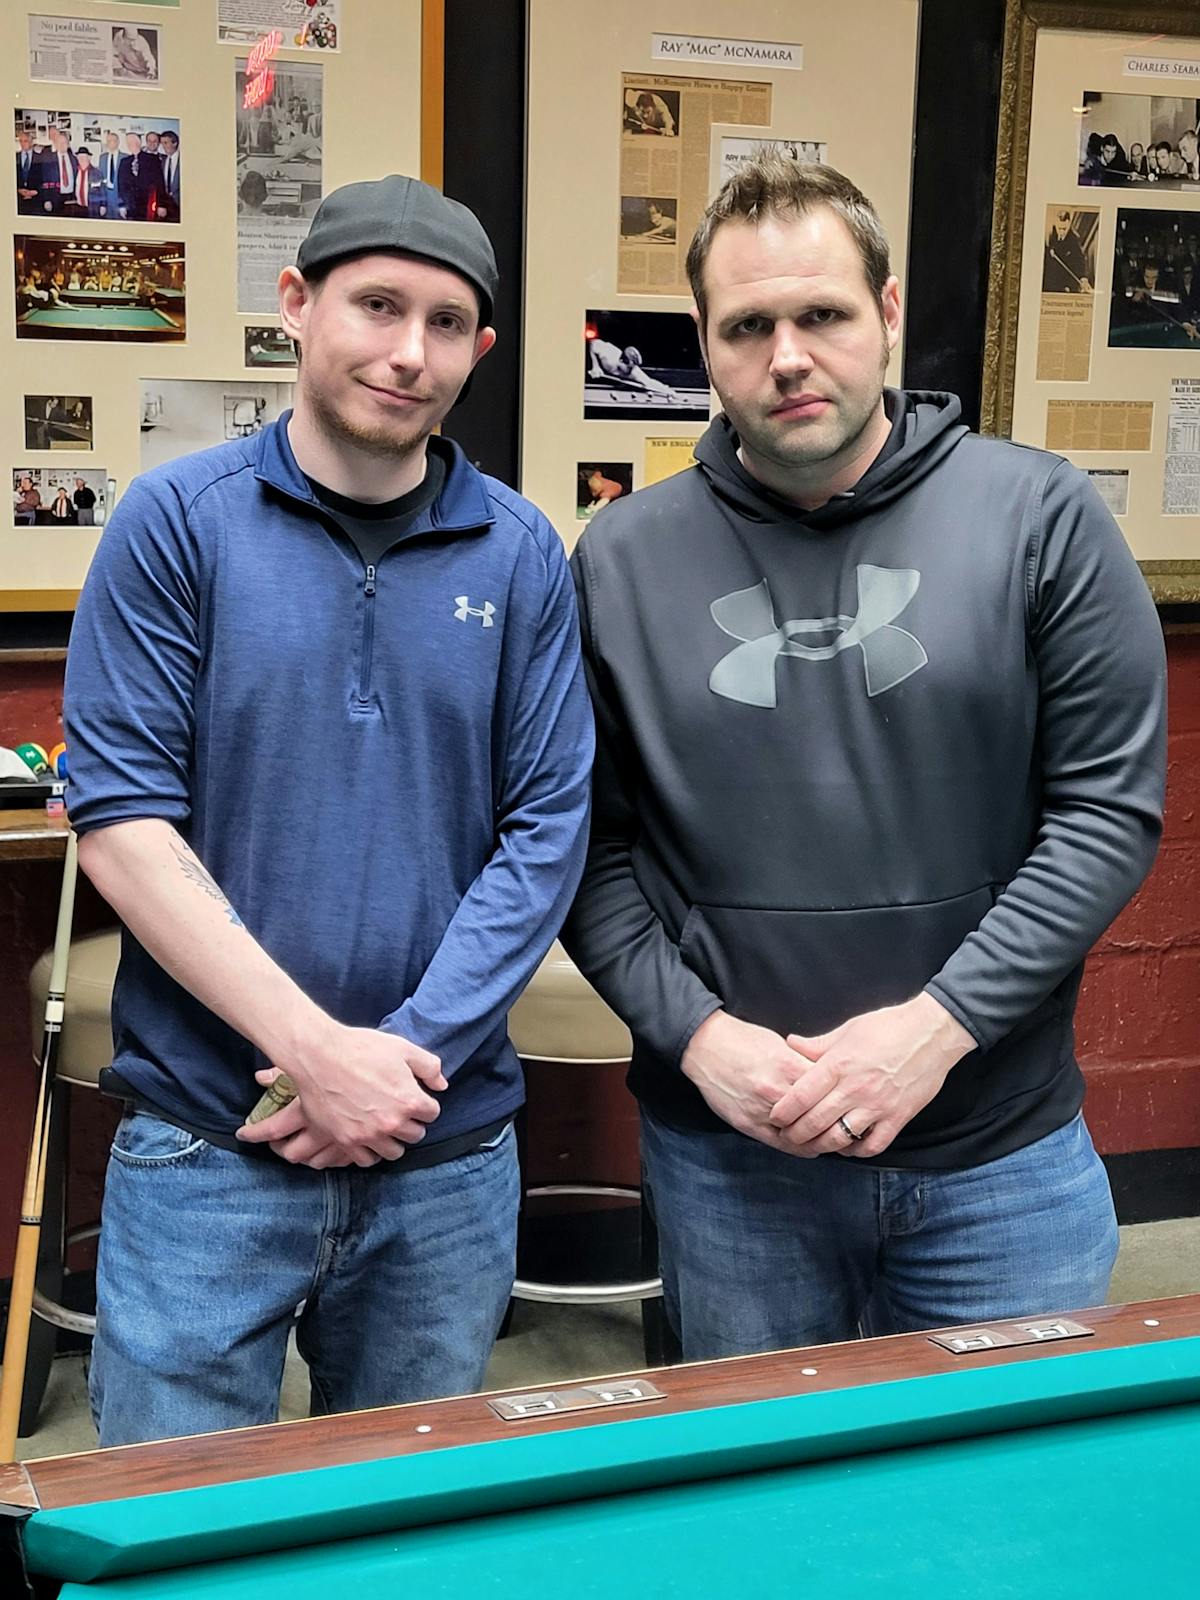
[4,0,419,604]
[522,2,922,545]
[1017,36,1200,550]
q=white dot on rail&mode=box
[416,1424,432,1433]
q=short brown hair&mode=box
[686,153,892,324]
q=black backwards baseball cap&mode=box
[296,174,498,325]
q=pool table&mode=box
[57,289,144,308]
[16,305,183,341]
[3,1294,1198,1598]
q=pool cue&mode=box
[1122,287,1200,337]
[1047,249,1085,288]
[0,829,78,1462]
[246,1071,298,1124]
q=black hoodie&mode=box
[562,391,1167,1167]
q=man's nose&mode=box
[388,316,426,373]
[769,324,814,382]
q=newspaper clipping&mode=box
[620,72,771,295]
[219,0,340,51]
[718,136,826,192]
[1084,468,1130,518]
[29,15,162,88]
[235,58,323,314]
[1163,376,1200,516]
[1045,399,1153,453]
[644,436,701,486]
[1036,205,1098,382]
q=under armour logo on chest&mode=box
[709,565,927,707]
[454,595,495,626]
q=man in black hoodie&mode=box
[563,155,1166,1359]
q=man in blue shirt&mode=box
[65,176,594,1446]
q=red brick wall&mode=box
[1078,630,1200,1153]
[1,636,1198,1276]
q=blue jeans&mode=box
[90,1112,519,1447]
[641,1109,1118,1360]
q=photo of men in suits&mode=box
[14,111,182,226]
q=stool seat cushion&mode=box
[29,927,120,1088]
[508,940,632,1063]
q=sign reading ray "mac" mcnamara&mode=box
[651,34,803,72]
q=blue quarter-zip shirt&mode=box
[64,415,594,1147]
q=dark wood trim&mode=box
[10,1295,1198,1510]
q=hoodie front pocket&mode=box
[680,887,997,1039]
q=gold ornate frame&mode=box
[983,0,1200,603]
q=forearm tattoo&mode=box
[169,834,244,927]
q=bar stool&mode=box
[21,927,120,1434]
[508,941,668,1362]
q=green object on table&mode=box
[24,1338,1200,1597]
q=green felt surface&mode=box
[57,1400,1200,1598]
[1108,322,1199,348]
[18,307,179,331]
[26,1339,1200,1589]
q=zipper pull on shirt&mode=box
[364,563,377,597]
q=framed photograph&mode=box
[244,325,296,368]
[12,466,108,528]
[15,236,186,343]
[14,109,183,224]
[24,394,93,451]
[983,0,1200,601]
[575,460,632,520]
[583,309,709,421]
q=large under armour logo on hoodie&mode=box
[709,565,928,707]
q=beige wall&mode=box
[523,0,921,548]
[2,0,422,605]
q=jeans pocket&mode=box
[110,1111,209,1168]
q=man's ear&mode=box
[472,325,497,367]
[880,275,902,352]
[277,265,307,342]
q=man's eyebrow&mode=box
[717,291,857,326]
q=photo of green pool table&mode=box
[17,304,183,342]
[3,1294,1197,1598]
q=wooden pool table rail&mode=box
[4,1292,1197,1514]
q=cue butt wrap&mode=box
[247,1073,298,1123]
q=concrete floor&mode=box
[9,1215,1199,1463]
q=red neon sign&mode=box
[243,30,283,109]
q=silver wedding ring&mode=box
[838,1114,867,1142]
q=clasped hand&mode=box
[236,1021,447,1169]
[682,996,975,1159]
